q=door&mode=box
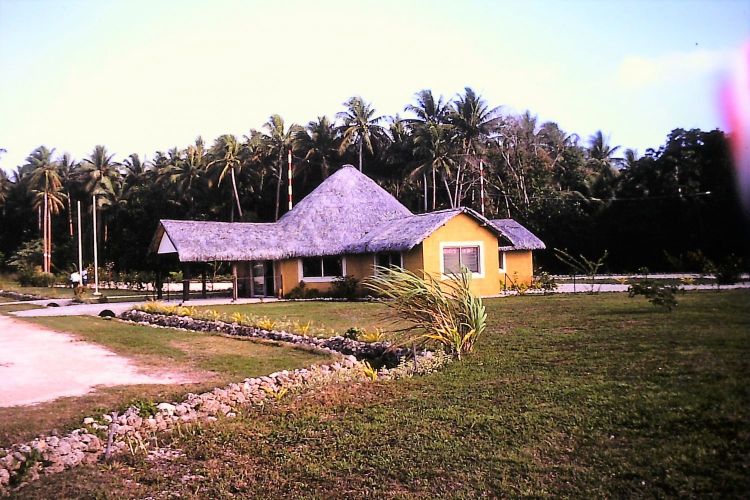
[250,261,275,297]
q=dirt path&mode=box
[0,315,187,407]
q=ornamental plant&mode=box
[365,266,486,360]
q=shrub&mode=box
[365,267,486,360]
[17,270,56,287]
[285,281,308,299]
[130,399,158,417]
[628,279,679,311]
[533,271,558,294]
[331,275,359,300]
[715,254,743,285]
[344,326,365,340]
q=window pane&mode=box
[390,252,403,268]
[460,246,480,273]
[302,258,322,278]
[443,247,461,274]
[322,256,343,277]
[377,253,391,268]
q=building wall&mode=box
[420,212,502,296]
[273,216,535,297]
[499,250,534,290]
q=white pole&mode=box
[43,192,49,273]
[92,195,100,295]
[287,149,293,211]
[77,200,83,276]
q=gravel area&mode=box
[0,315,187,407]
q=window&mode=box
[442,245,480,274]
[499,251,506,271]
[375,252,402,271]
[301,256,343,279]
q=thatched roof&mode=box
[151,165,545,262]
[348,207,508,254]
[490,219,547,250]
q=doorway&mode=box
[249,260,275,297]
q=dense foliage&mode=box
[0,88,747,275]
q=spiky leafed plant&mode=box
[412,122,460,208]
[337,96,387,172]
[365,267,487,360]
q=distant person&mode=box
[70,271,81,288]
[81,269,89,286]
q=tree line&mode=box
[0,87,747,276]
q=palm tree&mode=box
[260,115,301,220]
[413,122,459,208]
[295,116,339,180]
[158,140,206,217]
[207,134,244,221]
[449,87,503,205]
[26,146,65,272]
[405,90,450,209]
[337,96,387,172]
[80,145,122,244]
[57,153,79,236]
[0,168,11,216]
[588,131,621,165]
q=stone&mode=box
[83,417,95,425]
[157,402,177,416]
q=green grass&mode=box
[0,274,155,300]
[0,316,331,447]
[195,300,402,336]
[14,290,750,498]
[0,303,42,314]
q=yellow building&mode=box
[151,165,544,298]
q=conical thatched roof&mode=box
[151,166,545,262]
[277,165,412,257]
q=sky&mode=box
[0,0,748,171]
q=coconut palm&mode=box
[405,90,451,210]
[158,140,206,217]
[0,169,11,214]
[337,96,387,172]
[449,87,503,205]
[260,115,302,220]
[295,116,339,180]
[80,145,122,209]
[26,146,65,272]
[207,134,244,221]
[413,122,459,208]
[588,130,621,164]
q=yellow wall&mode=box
[500,250,533,289]
[420,212,502,296]
[273,215,535,297]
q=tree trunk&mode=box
[230,168,243,219]
[431,166,437,210]
[359,137,362,172]
[442,174,455,208]
[274,154,283,221]
[67,195,74,236]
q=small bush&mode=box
[533,271,558,294]
[344,326,365,340]
[285,281,308,299]
[715,254,743,285]
[628,279,679,311]
[130,399,158,417]
[331,275,359,300]
[17,270,56,287]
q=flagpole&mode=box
[287,149,293,211]
[43,192,49,273]
[92,195,100,296]
[479,160,486,216]
[77,200,83,276]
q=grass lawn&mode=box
[14,290,750,498]
[0,303,42,314]
[195,300,405,336]
[0,316,332,447]
[0,275,155,300]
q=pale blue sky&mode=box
[1,0,748,171]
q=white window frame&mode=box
[298,256,347,283]
[373,252,403,274]
[439,241,485,279]
[499,251,506,273]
